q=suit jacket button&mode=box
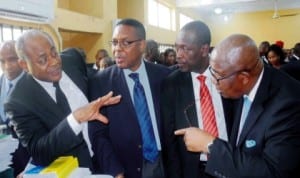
[137,168,141,172]
[138,145,142,148]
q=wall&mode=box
[0,0,299,63]
[53,0,118,63]
[203,9,300,48]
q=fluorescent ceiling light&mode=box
[214,7,223,14]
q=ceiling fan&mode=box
[272,0,299,19]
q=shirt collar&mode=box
[5,71,25,86]
[245,67,264,102]
[123,59,145,76]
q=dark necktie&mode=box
[7,82,13,95]
[129,73,158,163]
[198,75,218,137]
[53,82,71,115]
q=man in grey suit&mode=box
[4,30,121,170]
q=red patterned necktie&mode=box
[198,75,218,137]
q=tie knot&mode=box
[129,73,140,83]
[243,95,251,106]
[9,82,13,88]
[53,82,60,88]
[197,75,206,83]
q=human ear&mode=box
[18,59,29,72]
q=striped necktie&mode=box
[129,73,158,163]
[198,75,218,137]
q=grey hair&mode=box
[15,29,55,61]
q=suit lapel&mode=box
[112,66,135,111]
[144,62,163,130]
[25,74,68,125]
[237,67,277,146]
[181,72,198,127]
[230,98,243,146]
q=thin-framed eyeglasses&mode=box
[109,39,142,48]
[209,59,260,84]
[183,99,201,127]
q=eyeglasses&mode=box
[109,39,142,48]
[183,99,201,127]
[209,66,243,85]
[209,59,260,84]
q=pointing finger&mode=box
[174,128,187,135]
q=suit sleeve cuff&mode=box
[67,114,83,135]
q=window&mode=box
[179,13,193,29]
[148,0,176,31]
[0,24,30,43]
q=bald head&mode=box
[211,34,260,72]
[0,40,23,80]
[210,34,263,98]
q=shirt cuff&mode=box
[67,114,83,135]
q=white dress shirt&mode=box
[123,60,162,151]
[191,69,227,160]
[34,71,93,156]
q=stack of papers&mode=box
[23,156,114,178]
[0,134,19,172]
[24,156,80,178]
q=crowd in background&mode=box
[1,17,300,178]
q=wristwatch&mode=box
[207,141,214,154]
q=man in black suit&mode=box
[88,18,170,178]
[161,21,234,178]
[0,40,29,177]
[288,43,300,62]
[4,30,121,170]
[175,34,300,177]
[280,42,300,82]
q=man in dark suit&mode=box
[4,30,121,170]
[175,34,300,177]
[288,42,300,62]
[88,18,170,178]
[0,40,29,177]
[280,42,300,82]
[280,60,300,82]
[161,21,234,178]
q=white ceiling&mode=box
[175,0,300,16]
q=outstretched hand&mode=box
[73,91,121,124]
[175,127,215,153]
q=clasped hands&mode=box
[175,127,216,153]
[73,91,121,124]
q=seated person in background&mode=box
[267,44,286,68]
[163,48,176,67]
[258,41,270,65]
[144,39,160,64]
[289,43,300,62]
[280,43,300,82]
[4,30,121,171]
[99,56,114,71]
[94,49,109,70]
